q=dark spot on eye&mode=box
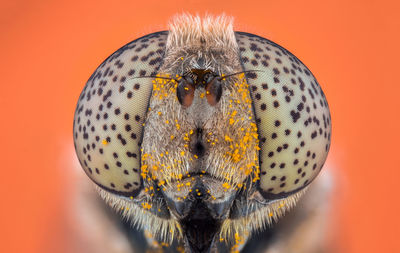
[262,83,268,89]
[246,72,257,79]
[271,89,277,96]
[135,115,140,121]
[104,164,109,170]
[114,108,120,115]
[294,159,299,165]
[285,129,291,135]
[290,110,300,123]
[271,133,277,139]
[268,151,274,157]
[110,183,115,188]
[111,124,116,130]
[251,59,258,66]
[116,161,122,167]
[127,91,133,99]
[273,101,280,108]
[279,163,285,169]
[125,125,131,131]
[255,93,261,100]
[274,120,281,127]
[294,148,299,154]
[134,83,140,90]
[270,162,276,168]
[273,77,280,83]
[260,103,267,110]
[271,176,276,180]
[294,179,299,184]
[280,183,285,187]
[280,176,286,181]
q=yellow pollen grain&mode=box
[158,111,162,116]
[222,182,231,189]
[165,120,169,124]
[102,139,108,145]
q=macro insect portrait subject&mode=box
[73,14,331,253]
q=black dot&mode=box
[125,125,131,131]
[268,151,274,157]
[274,120,281,127]
[273,101,280,108]
[279,163,285,169]
[104,164,109,169]
[270,162,276,168]
[271,89,277,96]
[135,115,140,121]
[127,91,133,98]
[124,113,130,120]
[255,93,261,100]
[262,83,268,89]
[116,161,122,167]
[293,159,299,165]
[280,183,286,187]
[271,133,277,139]
[260,103,267,110]
[110,183,115,188]
[271,176,276,180]
[280,176,286,181]
[114,108,121,115]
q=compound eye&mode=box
[237,33,331,199]
[177,78,195,107]
[205,78,222,106]
[73,31,168,197]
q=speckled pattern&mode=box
[236,32,331,198]
[73,32,168,196]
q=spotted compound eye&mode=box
[73,32,169,196]
[237,33,331,198]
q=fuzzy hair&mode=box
[167,13,237,52]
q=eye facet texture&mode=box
[73,32,168,196]
[236,32,331,198]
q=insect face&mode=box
[73,14,331,252]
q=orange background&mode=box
[1,0,399,252]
